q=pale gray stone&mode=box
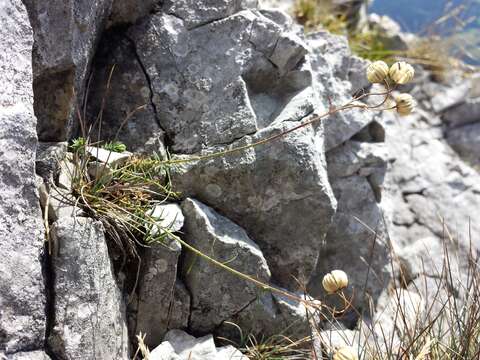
[135,238,182,348]
[181,198,271,334]
[128,9,315,153]
[307,31,373,151]
[4,351,51,360]
[0,0,46,353]
[150,330,247,360]
[85,146,132,167]
[443,97,480,126]
[36,142,68,183]
[146,203,185,237]
[48,217,129,360]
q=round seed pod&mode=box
[395,93,415,116]
[322,270,348,293]
[366,60,389,83]
[389,61,415,84]
[333,346,358,360]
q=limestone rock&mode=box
[0,0,46,353]
[85,146,132,167]
[128,9,315,153]
[307,31,373,151]
[36,142,68,183]
[150,330,247,360]
[446,122,480,168]
[48,217,129,359]
[181,198,271,334]
[146,203,185,238]
[23,0,113,141]
[135,237,182,348]
[87,31,166,154]
[3,351,51,360]
[218,290,311,341]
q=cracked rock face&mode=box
[181,198,271,334]
[49,217,129,360]
[128,9,313,153]
[23,0,113,142]
[0,0,47,354]
[122,7,337,291]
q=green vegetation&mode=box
[103,140,127,153]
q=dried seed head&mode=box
[367,60,389,83]
[389,61,415,84]
[395,93,415,116]
[322,270,348,293]
[333,346,358,360]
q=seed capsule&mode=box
[395,93,415,116]
[389,61,415,84]
[322,270,348,293]
[367,60,389,83]
[333,346,358,360]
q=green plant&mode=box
[70,136,86,152]
[102,140,127,153]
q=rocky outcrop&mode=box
[0,0,47,355]
[181,198,271,334]
[124,8,338,290]
[49,217,129,359]
[23,0,113,142]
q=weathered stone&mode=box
[381,110,480,250]
[430,81,470,113]
[23,0,113,141]
[135,238,182,348]
[36,142,68,183]
[86,146,132,167]
[172,121,335,290]
[38,186,84,222]
[87,31,166,154]
[218,290,311,341]
[307,31,373,151]
[181,198,271,334]
[108,0,157,26]
[169,281,191,331]
[150,330,247,360]
[326,141,388,179]
[57,158,75,191]
[0,0,46,353]
[129,9,315,153]
[146,203,185,238]
[443,97,480,127]
[4,351,51,360]
[309,175,391,310]
[161,0,258,29]
[445,122,480,168]
[49,217,129,359]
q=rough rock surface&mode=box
[121,8,340,290]
[23,0,113,142]
[307,30,372,151]
[218,290,311,341]
[49,217,129,359]
[135,237,183,348]
[87,31,166,154]
[181,198,271,334]
[150,330,247,360]
[0,0,47,354]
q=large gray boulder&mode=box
[124,8,337,290]
[48,217,129,359]
[181,198,271,334]
[23,0,113,142]
[0,0,47,354]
